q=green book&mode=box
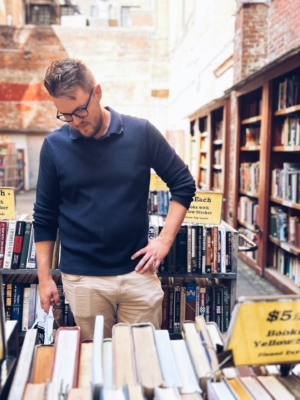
[19,221,32,269]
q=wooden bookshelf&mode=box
[189,99,230,220]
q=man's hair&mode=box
[44,58,96,98]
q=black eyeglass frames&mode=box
[56,88,94,122]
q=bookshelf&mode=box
[0,143,19,190]
[232,57,300,294]
[189,99,230,220]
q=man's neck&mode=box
[96,107,111,139]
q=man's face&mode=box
[52,86,103,139]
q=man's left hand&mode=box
[131,237,171,274]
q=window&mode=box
[60,5,75,16]
[121,6,131,27]
[29,5,52,25]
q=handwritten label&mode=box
[0,188,15,220]
[149,174,168,191]
[184,192,223,224]
[225,297,300,365]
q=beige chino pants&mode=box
[61,270,164,339]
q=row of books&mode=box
[148,191,170,216]
[279,116,300,146]
[0,218,60,270]
[270,206,288,243]
[239,161,260,194]
[213,148,222,165]
[242,98,262,118]
[11,313,300,400]
[238,196,258,227]
[277,75,300,110]
[273,246,300,286]
[271,163,300,203]
[161,278,231,335]
[244,126,260,146]
[212,171,222,190]
[150,222,235,274]
[3,282,75,332]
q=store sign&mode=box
[150,174,168,191]
[225,296,300,366]
[0,187,15,219]
[184,192,223,224]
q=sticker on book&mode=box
[225,295,300,366]
[0,187,15,220]
[184,192,223,224]
[149,174,168,191]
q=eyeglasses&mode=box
[56,88,94,122]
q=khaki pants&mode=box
[61,270,164,339]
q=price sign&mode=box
[225,295,300,366]
[149,174,168,191]
[0,187,15,220]
[184,192,223,224]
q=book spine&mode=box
[195,284,199,316]
[12,282,23,331]
[3,220,16,269]
[28,283,37,329]
[191,225,197,273]
[21,286,31,331]
[211,285,216,323]
[212,226,218,274]
[199,287,206,320]
[168,286,174,334]
[11,220,26,269]
[179,286,186,331]
[202,226,206,271]
[5,282,12,321]
[226,231,232,273]
[197,225,203,273]
[173,285,181,334]
[19,221,32,269]
[176,225,187,272]
[185,282,196,322]
[26,226,36,269]
[205,286,212,323]
[187,225,192,273]
[205,227,212,273]
[0,221,7,268]
[217,228,221,273]
[161,285,169,330]
[216,286,222,332]
[223,286,231,333]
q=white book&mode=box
[102,386,127,400]
[219,226,226,273]
[257,376,295,400]
[154,330,182,389]
[21,286,31,331]
[92,315,104,397]
[207,380,237,400]
[154,386,181,400]
[239,376,272,400]
[103,338,113,390]
[3,220,16,269]
[26,226,36,269]
[170,340,201,395]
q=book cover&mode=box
[11,220,26,269]
[19,221,32,269]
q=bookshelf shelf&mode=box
[0,269,60,275]
[270,196,300,210]
[269,235,300,257]
[238,219,257,232]
[274,104,300,116]
[272,146,300,152]
[240,146,261,151]
[158,272,237,279]
[239,189,259,198]
[241,115,262,124]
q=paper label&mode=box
[184,192,223,224]
[150,174,168,191]
[0,187,15,219]
[226,298,300,365]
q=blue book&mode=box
[11,283,23,331]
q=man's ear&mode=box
[94,84,102,101]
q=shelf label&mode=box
[282,200,293,207]
[149,174,168,191]
[281,242,291,252]
[226,296,300,366]
[284,146,294,151]
[0,187,15,220]
[184,192,223,224]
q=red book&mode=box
[11,220,26,269]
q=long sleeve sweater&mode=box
[33,107,196,276]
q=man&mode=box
[34,58,196,339]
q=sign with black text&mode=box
[150,174,168,191]
[0,187,15,220]
[184,192,223,224]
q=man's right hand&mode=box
[38,277,60,313]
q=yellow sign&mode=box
[150,174,168,191]
[0,188,15,220]
[184,192,223,224]
[225,295,300,366]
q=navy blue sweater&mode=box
[33,107,196,276]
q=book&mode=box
[276,375,300,399]
[207,379,238,399]
[11,220,26,269]
[205,227,212,273]
[257,375,295,400]
[161,285,169,330]
[131,323,163,399]
[51,326,81,393]
[11,282,23,331]
[0,220,7,268]
[31,345,55,384]
[21,285,31,331]
[226,377,253,400]
[3,220,16,269]
[92,315,104,398]
[28,283,37,329]
[103,338,113,390]
[182,321,213,391]
[177,225,188,272]
[78,341,93,389]
[154,330,182,389]
[185,281,196,322]
[112,323,137,388]
[239,376,273,399]
[8,329,38,400]
[19,221,32,269]
[67,387,91,400]
[22,383,45,400]
[154,386,181,400]
[26,225,36,269]
[127,385,145,400]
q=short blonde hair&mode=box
[44,58,96,99]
